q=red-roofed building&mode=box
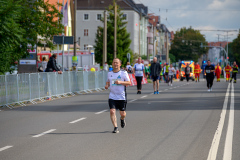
[208,41,230,48]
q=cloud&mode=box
[137,0,240,42]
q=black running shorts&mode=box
[108,99,127,111]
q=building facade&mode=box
[76,0,148,55]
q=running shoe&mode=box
[112,127,119,133]
[208,89,210,92]
[157,91,159,94]
[139,91,141,94]
[121,118,126,128]
[154,91,157,94]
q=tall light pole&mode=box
[103,11,107,65]
[114,2,117,59]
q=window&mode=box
[84,29,88,36]
[122,14,127,20]
[84,44,88,50]
[84,14,89,20]
[97,14,102,20]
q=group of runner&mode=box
[105,58,238,133]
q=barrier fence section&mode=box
[0,71,108,108]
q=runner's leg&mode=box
[110,109,117,127]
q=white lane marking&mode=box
[69,117,86,124]
[0,146,13,152]
[141,95,148,98]
[223,83,235,160]
[32,129,56,138]
[150,93,154,95]
[207,83,231,160]
[95,110,108,114]
[129,99,137,103]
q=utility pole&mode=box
[103,11,107,65]
[74,0,77,57]
[62,0,65,70]
[114,2,117,58]
[217,34,221,42]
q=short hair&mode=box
[52,54,57,58]
[43,57,46,61]
[127,62,130,65]
[113,58,122,64]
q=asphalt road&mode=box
[0,77,239,160]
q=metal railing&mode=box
[0,71,108,109]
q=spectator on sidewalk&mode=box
[45,54,62,74]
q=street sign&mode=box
[53,36,74,44]
[127,53,131,62]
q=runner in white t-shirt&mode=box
[133,57,145,94]
[105,58,131,133]
[168,64,175,86]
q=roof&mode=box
[77,0,148,16]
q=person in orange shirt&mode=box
[224,63,231,82]
[215,63,221,82]
[194,62,201,82]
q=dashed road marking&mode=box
[32,129,56,138]
[141,95,148,98]
[0,146,13,152]
[129,99,137,103]
[69,117,86,124]
[95,110,108,114]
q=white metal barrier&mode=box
[0,71,108,109]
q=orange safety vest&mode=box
[215,66,221,73]
[225,66,231,74]
[194,64,201,73]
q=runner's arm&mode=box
[105,82,110,89]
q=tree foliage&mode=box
[170,27,208,62]
[94,2,132,66]
[230,34,240,64]
[0,0,63,74]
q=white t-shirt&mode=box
[107,70,130,100]
[169,67,175,75]
[126,65,132,70]
[134,63,144,77]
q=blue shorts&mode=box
[152,76,160,82]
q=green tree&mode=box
[230,34,240,64]
[0,0,63,74]
[169,53,176,63]
[170,27,208,62]
[94,1,132,66]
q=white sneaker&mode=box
[208,89,210,92]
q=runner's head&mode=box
[138,57,141,64]
[233,61,236,65]
[207,60,211,66]
[112,58,122,71]
[153,57,157,63]
[170,64,173,67]
[217,63,220,66]
[127,62,130,65]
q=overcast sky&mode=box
[136,0,240,42]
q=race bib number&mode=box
[112,79,121,86]
[137,71,143,74]
[206,70,210,73]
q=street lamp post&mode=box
[114,2,117,59]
